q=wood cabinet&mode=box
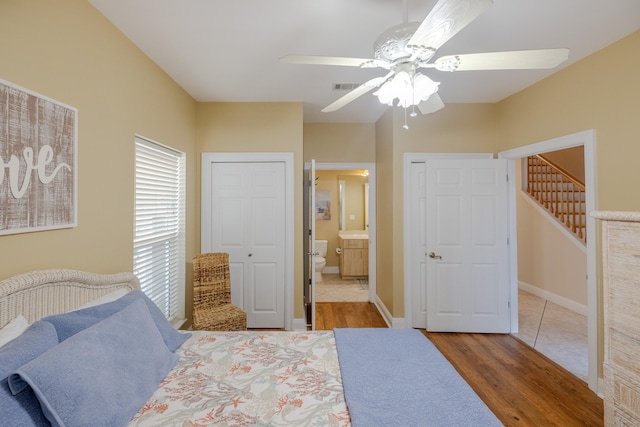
[339,238,368,278]
[593,211,640,426]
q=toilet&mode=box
[314,240,328,283]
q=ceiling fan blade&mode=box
[435,48,570,71]
[408,0,492,51]
[280,54,372,67]
[417,93,445,115]
[322,72,394,113]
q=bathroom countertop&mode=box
[338,230,369,239]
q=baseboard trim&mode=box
[518,281,588,316]
[292,318,308,331]
[374,296,406,329]
[597,377,605,399]
[374,296,392,327]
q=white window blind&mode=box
[134,136,186,326]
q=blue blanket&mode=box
[333,328,503,427]
[9,299,179,427]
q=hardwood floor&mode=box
[426,332,603,426]
[315,302,604,426]
[315,302,387,329]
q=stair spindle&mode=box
[526,155,586,245]
[558,175,564,222]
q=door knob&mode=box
[248,253,252,257]
[428,252,442,259]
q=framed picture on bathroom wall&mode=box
[315,191,331,220]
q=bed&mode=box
[0,269,503,427]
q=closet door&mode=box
[203,160,286,328]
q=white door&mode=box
[410,162,429,328]
[206,161,286,328]
[425,158,510,333]
[309,160,316,330]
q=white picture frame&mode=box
[0,78,78,235]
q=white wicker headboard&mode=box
[0,269,140,328]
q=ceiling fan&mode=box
[281,0,569,117]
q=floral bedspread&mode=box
[129,331,351,427]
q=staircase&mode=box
[526,155,586,244]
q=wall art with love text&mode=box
[0,78,77,235]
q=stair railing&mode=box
[526,155,586,244]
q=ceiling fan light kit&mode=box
[373,67,440,109]
[281,0,569,128]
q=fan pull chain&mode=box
[403,107,409,130]
[410,74,417,117]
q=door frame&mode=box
[310,160,316,330]
[498,130,598,393]
[403,133,597,393]
[309,162,377,303]
[201,152,295,331]
[403,153,494,329]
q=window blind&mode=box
[134,137,185,324]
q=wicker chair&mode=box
[192,253,247,331]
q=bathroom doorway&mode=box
[312,163,376,304]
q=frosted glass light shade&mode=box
[374,71,439,108]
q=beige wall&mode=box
[395,104,498,153]
[303,123,375,162]
[196,102,304,318]
[375,110,395,312]
[541,146,585,183]
[516,161,587,305]
[497,30,640,211]
[0,1,198,285]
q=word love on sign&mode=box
[1,146,72,199]
[0,79,77,235]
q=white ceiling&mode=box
[88,0,640,123]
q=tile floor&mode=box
[315,273,369,302]
[514,289,588,381]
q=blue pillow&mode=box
[10,298,179,427]
[0,321,58,426]
[43,290,190,351]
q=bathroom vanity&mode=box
[338,231,368,278]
